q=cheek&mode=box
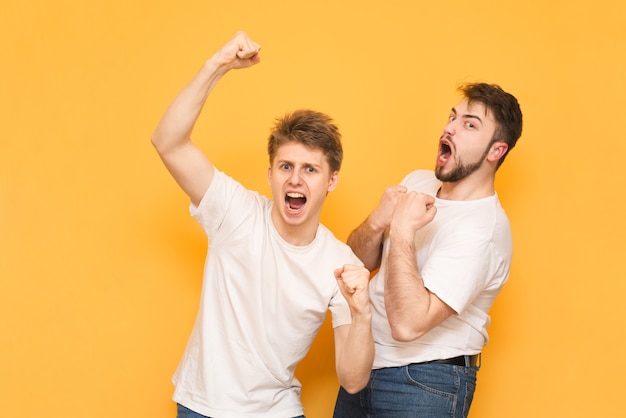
[463,143,488,160]
[308,181,328,197]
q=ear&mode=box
[487,142,509,163]
[267,166,272,184]
[327,171,339,192]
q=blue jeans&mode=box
[176,404,210,418]
[176,403,305,418]
[333,361,479,418]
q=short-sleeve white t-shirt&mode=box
[172,169,361,418]
[370,170,513,368]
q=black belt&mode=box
[423,354,480,367]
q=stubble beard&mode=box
[435,144,492,183]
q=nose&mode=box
[288,170,302,185]
[444,120,456,136]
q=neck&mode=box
[270,207,318,246]
[437,172,496,201]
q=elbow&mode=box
[151,132,175,157]
[340,378,369,395]
[150,124,173,153]
[389,323,426,343]
[151,132,164,152]
[336,357,373,394]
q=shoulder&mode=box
[400,170,440,194]
[192,169,270,225]
[434,196,512,255]
[208,169,269,204]
[316,224,363,266]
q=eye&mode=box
[465,121,475,128]
[305,166,316,174]
[280,163,291,170]
[449,115,456,122]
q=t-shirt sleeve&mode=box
[420,233,494,314]
[328,246,365,328]
[189,169,264,245]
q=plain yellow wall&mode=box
[2,1,625,417]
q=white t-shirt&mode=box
[172,169,361,418]
[371,170,513,369]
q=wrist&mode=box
[350,309,372,324]
[389,223,415,242]
[364,214,388,234]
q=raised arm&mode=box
[333,264,373,393]
[384,191,455,342]
[151,31,261,206]
[346,185,407,272]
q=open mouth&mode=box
[285,192,307,210]
[438,139,452,163]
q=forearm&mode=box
[384,231,432,341]
[151,59,226,155]
[150,32,260,205]
[335,312,374,394]
[347,217,385,272]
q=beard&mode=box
[435,143,491,183]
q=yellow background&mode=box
[2,1,625,417]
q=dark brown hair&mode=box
[268,109,343,173]
[460,83,523,168]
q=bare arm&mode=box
[385,192,455,342]
[151,31,261,206]
[333,264,374,394]
[346,185,407,272]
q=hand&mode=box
[367,185,407,231]
[212,31,261,71]
[390,191,436,236]
[335,265,371,315]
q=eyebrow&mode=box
[451,107,483,125]
[276,159,322,169]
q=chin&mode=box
[282,210,307,225]
[434,166,446,181]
